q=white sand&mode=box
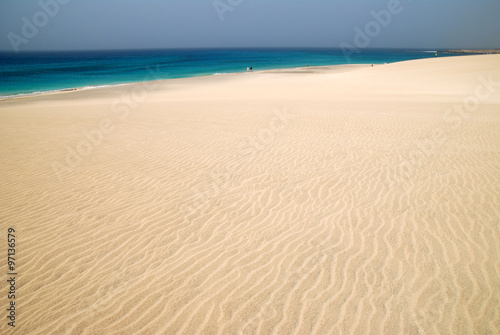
[1,55,499,334]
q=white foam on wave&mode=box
[0,83,129,100]
[0,91,47,100]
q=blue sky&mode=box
[0,0,499,52]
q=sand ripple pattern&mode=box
[1,57,499,334]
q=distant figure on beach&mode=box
[307,64,309,67]
[435,53,438,57]
[247,67,249,72]
[250,67,253,72]
[371,64,373,67]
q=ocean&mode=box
[0,48,462,98]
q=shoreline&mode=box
[0,83,131,101]
[2,50,490,101]
[0,63,370,101]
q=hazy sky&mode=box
[0,0,499,52]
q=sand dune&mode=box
[1,55,499,334]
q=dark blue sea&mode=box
[0,48,463,98]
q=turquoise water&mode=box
[0,48,462,98]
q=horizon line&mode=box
[1,47,499,54]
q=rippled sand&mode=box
[1,55,499,334]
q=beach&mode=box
[1,54,499,334]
